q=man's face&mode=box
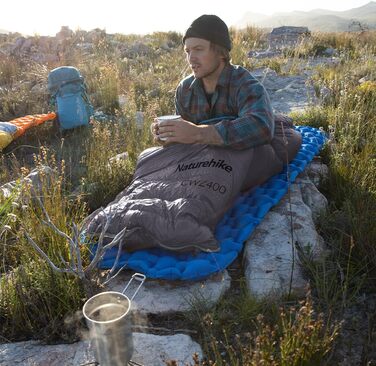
[184,38,222,80]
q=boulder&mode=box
[269,26,311,50]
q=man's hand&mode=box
[152,117,223,145]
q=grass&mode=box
[0,149,89,342]
[0,26,375,362]
[183,283,338,365]
[320,62,376,280]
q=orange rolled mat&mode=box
[10,112,56,138]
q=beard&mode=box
[193,59,222,80]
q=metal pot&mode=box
[83,273,146,366]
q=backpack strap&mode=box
[80,84,94,117]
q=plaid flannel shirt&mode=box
[175,64,274,150]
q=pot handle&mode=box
[122,272,146,300]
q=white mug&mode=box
[151,115,181,141]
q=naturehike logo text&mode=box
[175,158,233,173]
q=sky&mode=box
[1,0,373,36]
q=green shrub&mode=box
[184,290,338,365]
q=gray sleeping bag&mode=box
[85,115,302,253]
[85,143,259,252]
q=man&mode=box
[152,15,301,189]
[86,16,303,254]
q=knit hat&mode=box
[183,15,232,51]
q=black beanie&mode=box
[183,14,232,51]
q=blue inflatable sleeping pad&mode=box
[94,126,326,281]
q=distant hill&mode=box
[0,29,9,34]
[236,1,376,32]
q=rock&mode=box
[244,181,325,298]
[0,340,96,366]
[248,49,280,59]
[333,293,376,365]
[252,68,317,113]
[251,67,277,79]
[107,271,231,315]
[74,30,88,40]
[358,75,371,84]
[135,111,144,128]
[37,36,51,53]
[109,151,129,165]
[0,165,55,199]
[0,333,202,366]
[20,38,33,52]
[132,333,203,365]
[160,42,171,51]
[272,181,325,260]
[0,42,15,56]
[107,151,130,174]
[306,160,329,187]
[122,41,153,59]
[30,83,48,94]
[86,29,107,43]
[118,94,127,108]
[319,85,333,103]
[323,47,336,57]
[75,42,94,53]
[13,37,26,51]
[269,26,311,50]
[19,80,34,91]
[56,26,73,41]
[297,171,328,221]
[30,53,59,63]
[71,182,99,198]
[92,110,115,122]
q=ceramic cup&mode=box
[151,115,181,141]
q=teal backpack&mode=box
[48,66,93,130]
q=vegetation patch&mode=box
[0,27,375,363]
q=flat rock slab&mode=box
[0,333,202,366]
[133,333,202,365]
[252,68,317,113]
[0,340,95,366]
[106,270,231,315]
